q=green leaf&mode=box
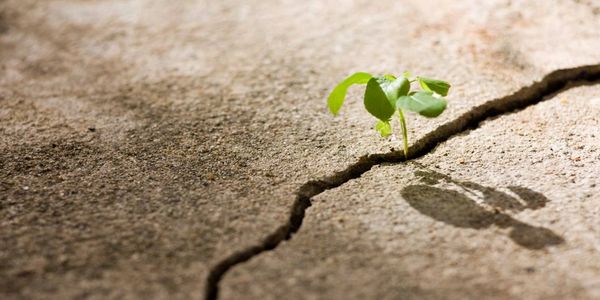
[375,77,393,106]
[396,91,447,118]
[384,77,410,103]
[327,72,373,115]
[417,77,451,96]
[364,77,395,121]
[402,71,412,79]
[374,76,410,108]
[375,120,392,137]
[383,74,396,80]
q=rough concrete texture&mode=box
[0,0,599,299]
[223,84,600,299]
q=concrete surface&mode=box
[0,0,599,299]
[222,84,600,300]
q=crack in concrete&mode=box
[204,63,600,300]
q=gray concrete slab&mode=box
[0,0,599,299]
[222,84,600,299]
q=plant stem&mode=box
[398,109,409,158]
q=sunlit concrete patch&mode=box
[221,85,600,299]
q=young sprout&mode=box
[327,72,450,158]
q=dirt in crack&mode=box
[204,63,600,300]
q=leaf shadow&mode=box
[401,166,564,250]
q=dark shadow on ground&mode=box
[401,165,564,250]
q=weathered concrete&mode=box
[0,0,599,299]
[222,83,600,300]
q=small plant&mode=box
[327,72,451,158]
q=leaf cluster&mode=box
[327,72,450,137]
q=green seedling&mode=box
[327,72,451,158]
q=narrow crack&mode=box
[205,63,600,300]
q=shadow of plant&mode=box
[401,164,564,250]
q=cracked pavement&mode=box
[222,83,600,299]
[1,1,600,299]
